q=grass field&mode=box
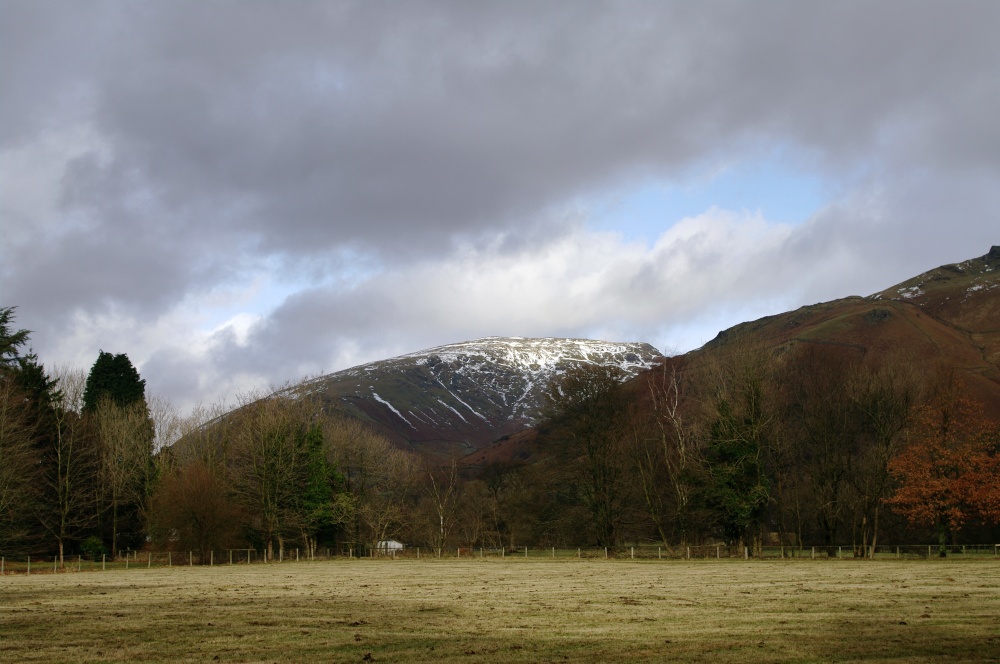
[2,558,999,663]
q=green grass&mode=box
[2,558,999,662]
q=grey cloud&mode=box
[3,1,999,409]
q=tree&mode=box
[700,341,777,553]
[848,357,919,557]
[780,345,862,555]
[0,376,39,552]
[229,392,309,561]
[0,306,30,371]
[0,310,61,555]
[148,458,243,561]
[83,350,152,556]
[889,381,1000,555]
[83,351,146,412]
[327,417,415,552]
[635,358,703,546]
[95,396,153,557]
[543,365,631,548]
[37,366,99,565]
[478,460,532,548]
[294,421,347,558]
[420,458,463,554]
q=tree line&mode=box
[3,306,999,562]
[531,338,1000,557]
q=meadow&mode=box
[2,558,999,663]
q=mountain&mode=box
[469,246,1000,468]
[303,337,663,458]
[699,245,1000,412]
[871,245,1000,368]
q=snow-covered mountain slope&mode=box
[305,337,662,457]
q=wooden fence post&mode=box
[102,554,105,571]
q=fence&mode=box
[368,543,1000,560]
[2,544,997,574]
[0,546,342,574]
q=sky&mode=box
[3,1,999,415]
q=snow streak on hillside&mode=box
[307,337,663,450]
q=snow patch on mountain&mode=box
[372,391,415,429]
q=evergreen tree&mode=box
[83,351,146,412]
[0,306,31,372]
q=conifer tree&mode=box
[83,351,146,411]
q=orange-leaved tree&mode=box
[888,383,1000,556]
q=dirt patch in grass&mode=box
[2,559,999,662]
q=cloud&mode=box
[2,1,999,414]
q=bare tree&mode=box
[228,391,309,561]
[170,399,235,468]
[327,417,415,551]
[421,458,462,554]
[95,396,153,557]
[544,365,631,548]
[479,461,533,548]
[848,356,920,557]
[780,346,861,555]
[37,366,99,565]
[635,359,703,546]
[148,458,243,561]
[148,394,181,454]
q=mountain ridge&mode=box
[305,336,663,457]
[469,246,1000,469]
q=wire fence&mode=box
[366,543,1000,561]
[2,543,998,574]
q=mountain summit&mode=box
[871,246,1000,367]
[306,337,662,457]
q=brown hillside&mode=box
[461,247,1000,469]
[873,245,1000,369]
[693,246,1000,418]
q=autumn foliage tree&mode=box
[148,459,244,561]
[889,382,1000,556]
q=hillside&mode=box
[303,337,662,458]
[700,246,1000,413]
[471,246,1000,468]
[872,245,1000,367]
